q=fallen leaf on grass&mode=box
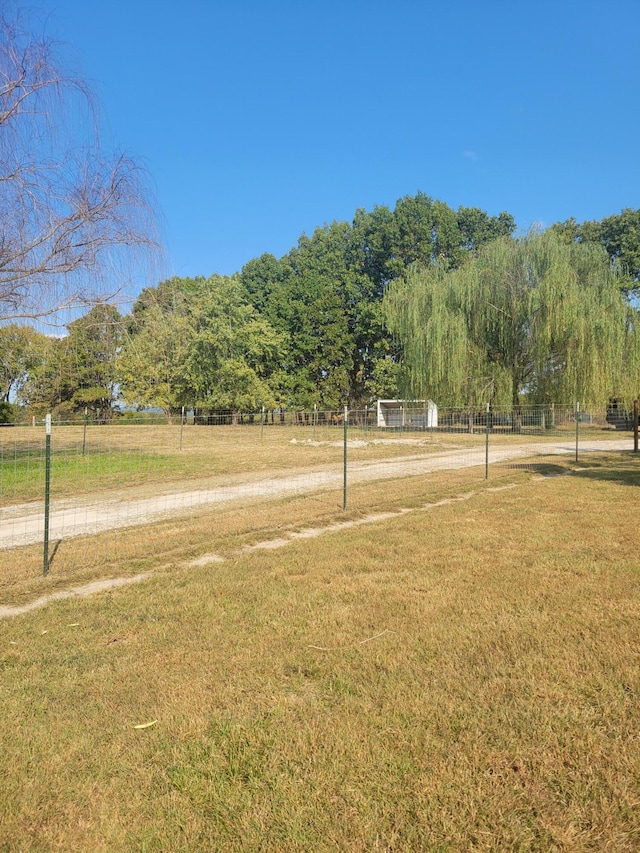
[67,623,80,627]
[133,720,158,730]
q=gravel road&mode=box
[0,438,630,550]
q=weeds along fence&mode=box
[0,403,636,579]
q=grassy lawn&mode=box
[0,449,191,503]
[1,421,622,505]
[0,423,449,504]
[1,452,639,851]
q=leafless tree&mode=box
[0,9,160,323]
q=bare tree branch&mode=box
[0,8,161,324]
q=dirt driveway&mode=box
[0,438,631,550]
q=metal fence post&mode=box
[82,407,88,456]
[343,404,348,511]
[485,403,490,479]
[43,414,51,576]
[575,402,580,463]
[634,399,638,453]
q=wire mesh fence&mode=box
[0,404,636,578]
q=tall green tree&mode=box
[0,323,44,420]
[240,194,516,409]
[186,275,285,419]
[350,194,515,286]
[18,333,74,417]
[392,193,464,271]
[384,231,640,408]
[275,223,374,408]
[239,253,288,319]
[119,275,285,421]
[551,209,640,295]
[19,305,123,418]
[117,279,196,423]
[456,207,516,253]
[0,324,42,402]
[64,304,123,418]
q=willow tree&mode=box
[384,230,640,409]
[0,9,158,323]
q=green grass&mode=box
[0,420,626,506]
[1,453,639,851]
[0,423,429,504]
[0,449,195,502]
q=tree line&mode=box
[1,9,639,423]
[2,195,640,423]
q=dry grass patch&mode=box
[0,453,639,850]
[2,421,623,507]
[1,461,534,607]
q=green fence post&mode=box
[343,404,348,511]
[43,414,51,576]
[485,403,490,480]
[82,407,88,456]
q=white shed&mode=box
[376,400,437,429]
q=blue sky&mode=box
[47,0,639,285]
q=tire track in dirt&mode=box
[0,446,627,618]
[0,485,512,618]
[0,438,629,550]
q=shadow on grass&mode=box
[501,462,569,477]
[572,453,640,487]
[500,454,640,487]
[46,539,63,572]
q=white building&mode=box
[376,400,438,429]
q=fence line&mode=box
[0,404,636,576]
